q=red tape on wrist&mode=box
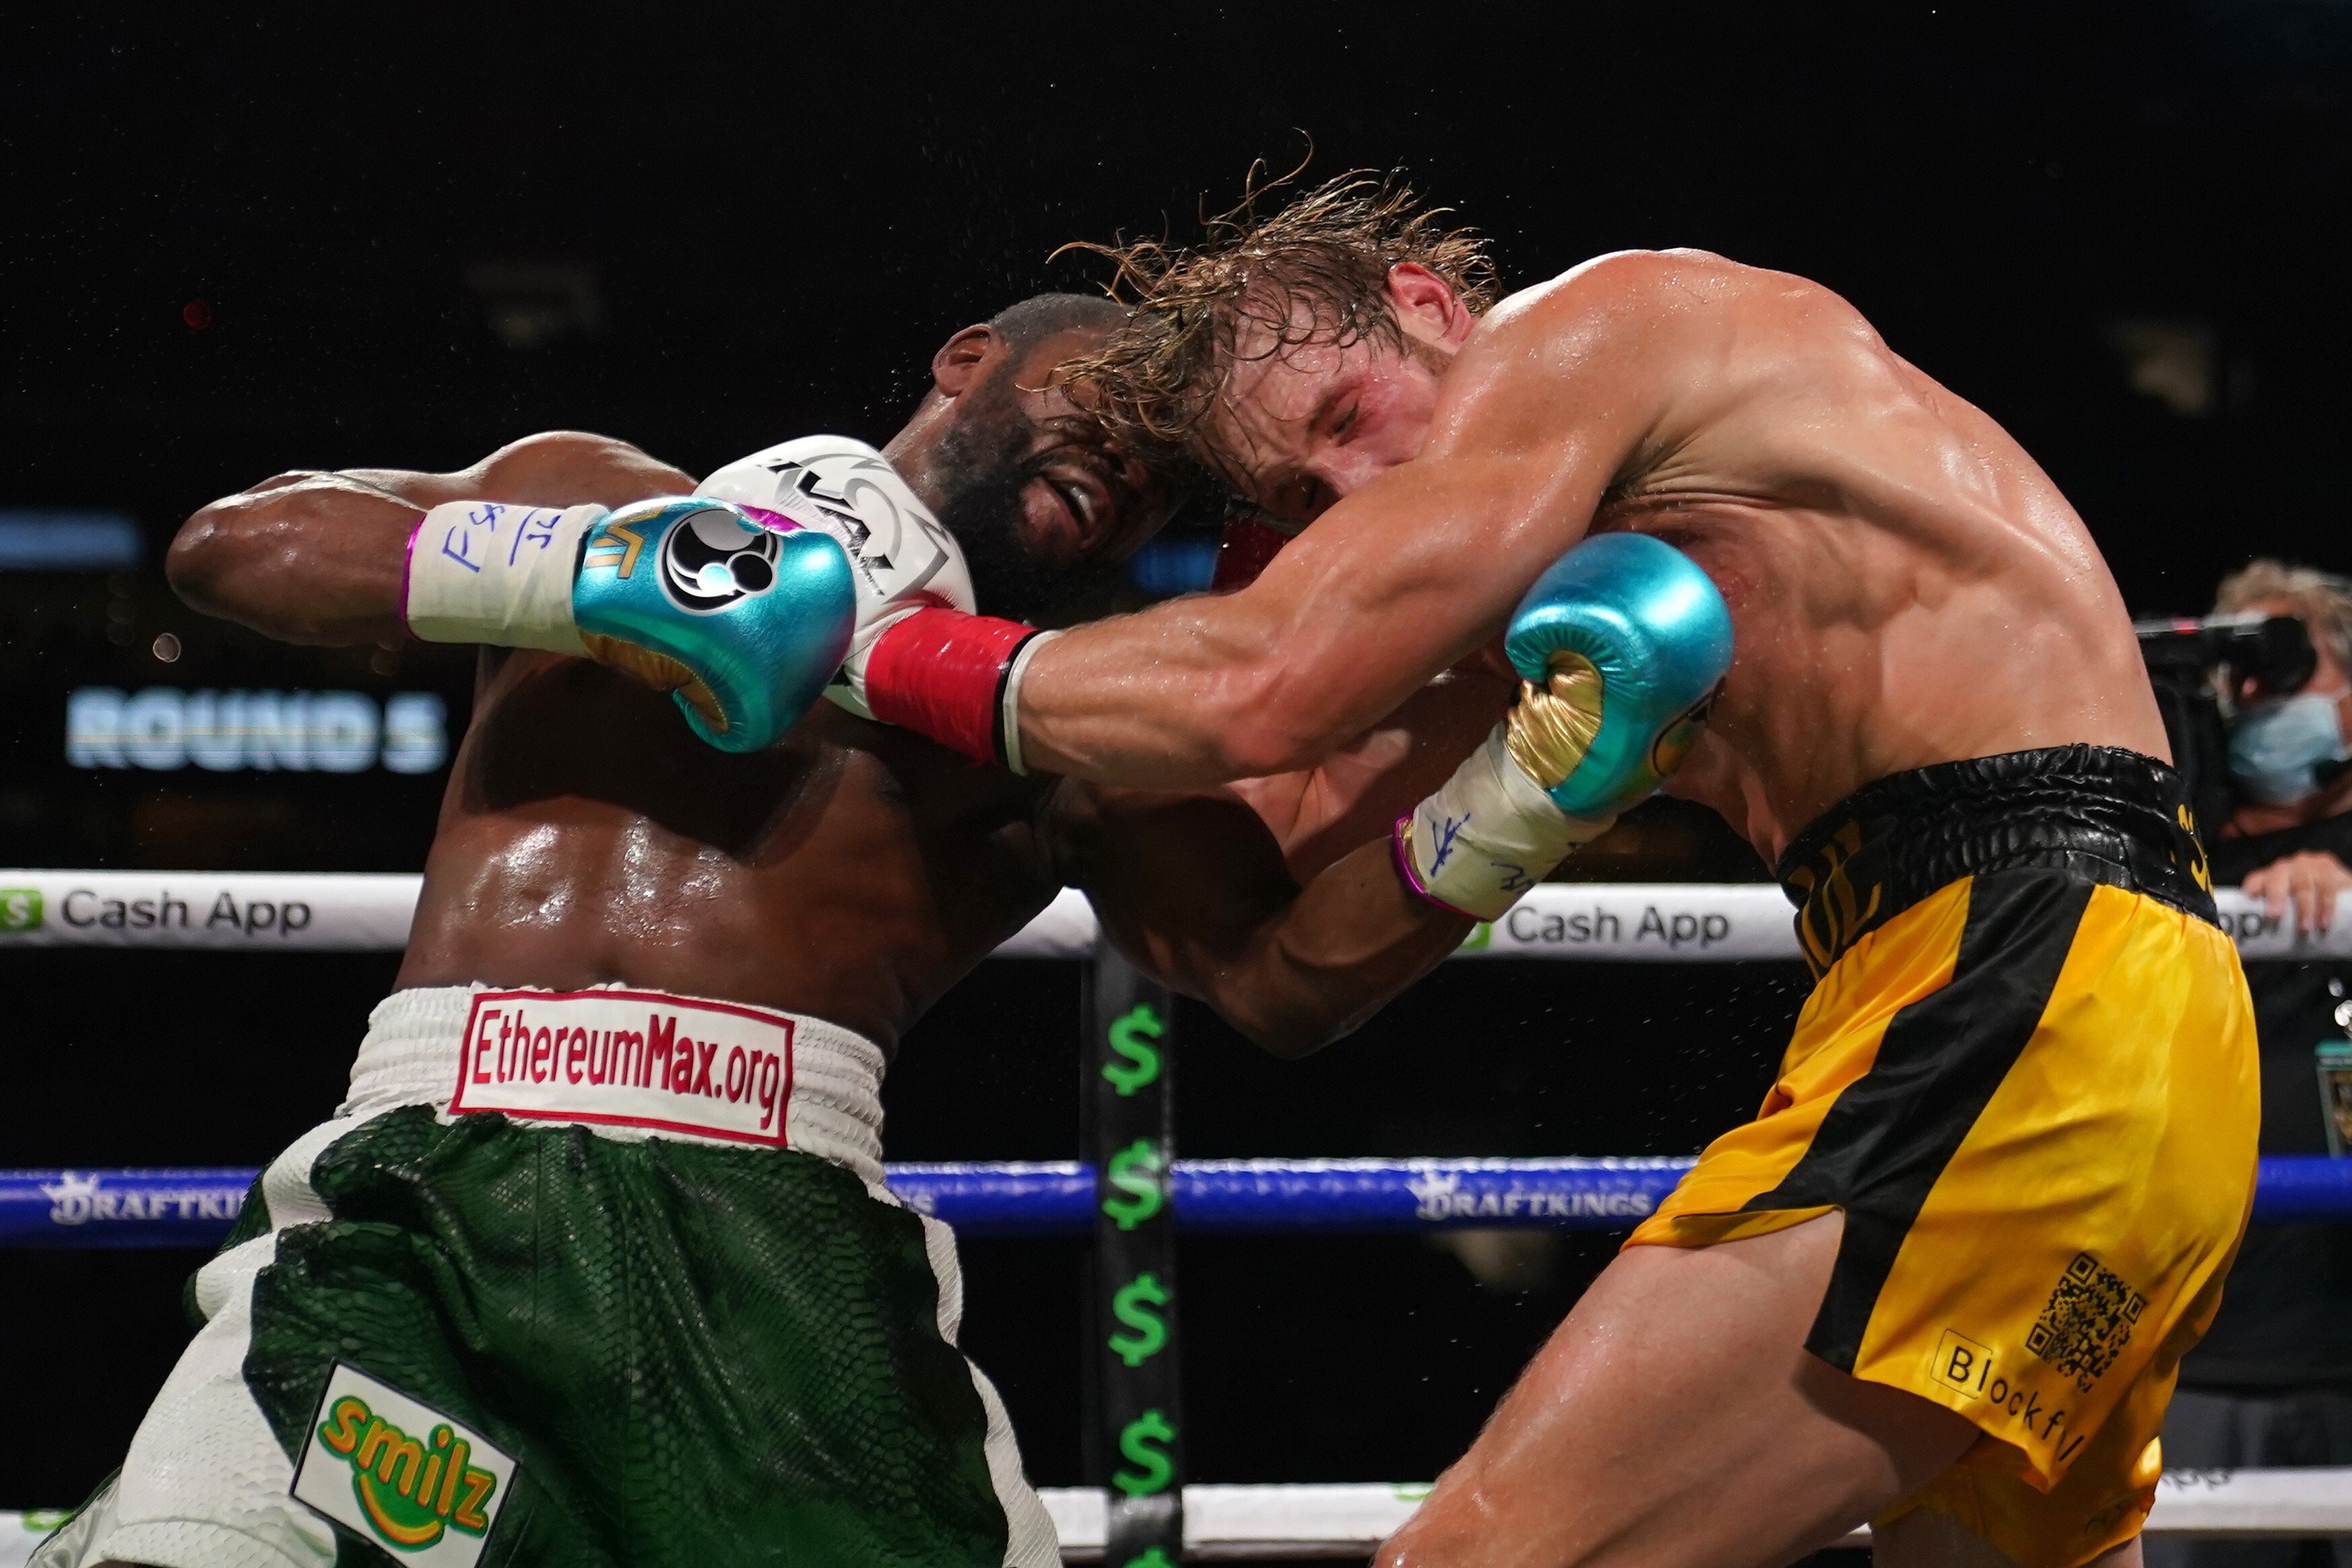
[865,608,1040,764]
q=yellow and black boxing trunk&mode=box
[1627,745,2258,1568]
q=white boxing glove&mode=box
[402,500,605,653]
[1394,720,1617,920]
[697,436,975,718]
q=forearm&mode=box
[1160,837,1472,1058]
[1066,782,1471,1057]
[168,432,690,646]
[1014,597,1356,786]
[1241,659,1515,880]
[1013,529,1515,787]
[168,474,426,644]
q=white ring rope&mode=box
[6,1470,2350,1566]
[0,874,2330,962]
[1033,1469,2352,1558]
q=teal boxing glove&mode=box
[1503,530,1735,816]
[570,497,857,752]
[1395,532,1732,919]
[694,434,977,720]
[403,495,857,752]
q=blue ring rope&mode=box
[5,1156,2343,1247]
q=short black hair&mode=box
[986,292,1125,356]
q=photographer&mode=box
[2153,560,2352,1568]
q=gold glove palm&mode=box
[1505,651,1604,791]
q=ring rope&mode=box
[8,1154,2348,1247]
[0,874,2332,962]
[7,1469,2351,1565]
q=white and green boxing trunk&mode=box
[32,986,1054,1568]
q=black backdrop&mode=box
[13,1,2352,597]
[7,0,2351,1543]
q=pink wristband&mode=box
[1390,815,1484,921]
[397,511,427,640]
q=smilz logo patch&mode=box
[292,1363,517,1566]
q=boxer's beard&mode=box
[932,386,1125,624]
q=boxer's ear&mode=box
[932,325,1002,397]
[1386,264,1473,351]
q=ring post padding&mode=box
[1,874,2338,962]
[1083,946,1184,1567]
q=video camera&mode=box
[2136,612,2317,831]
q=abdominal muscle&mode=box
[391,665,1057,1052]
[397,806,940,1049]
[1619,494,2169,868]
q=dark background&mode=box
[6,0,2349,1553]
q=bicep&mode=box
[428,430,692,509]
[1216,448,1601,769]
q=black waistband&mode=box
[1774,745,2217,977]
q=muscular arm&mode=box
[1014,260,1686,787]
[166,431,692,645]
[1051,779,1474,1058]
[1230,655,1515,880]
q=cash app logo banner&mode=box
[292,1363,516,1567]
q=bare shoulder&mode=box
[470,430,694,494]
[1428,251,1819,448]
[1475,249,1870,356]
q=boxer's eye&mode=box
[1330,405,1359,440]
[1044,452,1119,535]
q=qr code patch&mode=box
[2026,1251,2147,1394]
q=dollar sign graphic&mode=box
[1101,1004,1164,1097]
[1111,1408,1177,1498]
[1101,1138,1165,1231]
[1107,1271,1169,1367]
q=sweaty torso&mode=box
[397,650,1062,1055]
[1529,254,2165,865]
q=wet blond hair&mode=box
[1053,164,1498,465]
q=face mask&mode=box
[2229,692,2352,804]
